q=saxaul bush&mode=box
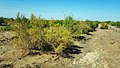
[44,24,73,53]
[100,23,109,29]
[63,16,99,36]
[12,13,73,55]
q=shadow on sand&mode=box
[72,36,85,41]
[62,45,84,58]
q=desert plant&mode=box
[100,23,108,29]
[0,26,13,31]
[72,21,94,36]
[109,22,120,28]
[85,20,99,31]
[12,14,44,50]
[12,14,73,55]
[44,25,73,54]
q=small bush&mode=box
[0,26,13,31]
[100,23,108,29]
[73,22,91,35]
[109,22,120,28]
[44,25,73,54]
[12,14,73,55]
[86,21,99,31]
[63,18,99,36]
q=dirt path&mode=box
[70,29,120,68]
[90,29,120,68]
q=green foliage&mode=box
[64,16,77,32]
[100,23,109,29]
[64,16,80,35]
[2,13,120,56]
[63,16,99,36]
[0,26,13,31]
[44,25,73,53]
[73,22,91,35]
[109,22,120,27]
[13,14,44,50]
[85,20,99,31]
[15,12,29,24]
[12,14,73,55]
[101,21,120,28]
[55,43,66,54]
[0,17,4,24]
[0,17,10,26]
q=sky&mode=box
[0,0,120,21]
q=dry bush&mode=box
[100,23,109,29]
[44,25,73,53]
[12,14,73,55]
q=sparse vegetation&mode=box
[11,13,73,55]
[0,26,13,31]
[100,23,109,29]
[0,13,120,56]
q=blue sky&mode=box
[0,0,120,21]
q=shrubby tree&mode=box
[12,13,73,55]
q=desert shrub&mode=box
[12,14,45,51]
[0,26,13,31]
[54,20,64,26]
[73,22,91,35]
[63,17,99,36]
[44,25,73,54]
[0,17,4,23]
[100,23,108,29]
[109,22,120,28]
[85,20,99,31]
[64,16,79,33]
[101,21,120,28]
[12,14,73,55]
[63,16,85,36]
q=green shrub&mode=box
[12,14,73,55]
[64,16,79,33]
[79,22,91,33]
[12,14,45,51]
[100,23,108,29]
[55,43,66,54]
[85,20,99,31]
[44,25,73,54]
[63,18,99,36]
[72,22,92,36]
[0,26,13,31]
[109,22,120,27]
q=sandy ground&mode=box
[0,28,120,68]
